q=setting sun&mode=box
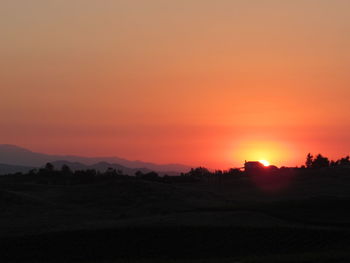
[259,160,270,167]
[1,1,350,261]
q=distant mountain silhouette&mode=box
[0,144,191,174]
[0,163,35,175]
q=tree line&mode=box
[305,153,350,169]
[2,153,349,186]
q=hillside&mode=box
[0,144,191,174]
[0,163,35,175]
[0,170,350,262]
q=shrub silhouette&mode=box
[61,164,73,175]
[135,171,160,181]
[305,153,330,169]
[312,154,330,168]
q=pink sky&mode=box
[1,0,349,168]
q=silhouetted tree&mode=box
[338,156,350,166]
[143,172,159,180]
[105,167,117,177]
[188,167,211,177]
[75,169,97,177]
[226,168,242,176]
[135,171,159,181]
[305,153,314,168]
[28,169,37,176]
[312,154,330,169]
[37,162,55,176]
[135,171,144,178]
[330,160,339,167]
[61,164,72,175]
[214,170,223,176]
[45,162,54,172]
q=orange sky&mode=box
[1,0,349,169]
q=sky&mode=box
[1,0,349,169]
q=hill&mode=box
[1,171,350,262]
[0,144,191,174]
[0,163,35,175]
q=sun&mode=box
[259,160,270,167]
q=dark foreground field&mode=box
[1,171,350,262]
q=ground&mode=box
[1,171,350,262]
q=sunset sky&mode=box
[1,0,349,168]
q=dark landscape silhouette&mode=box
[2,0,350,261]
[0,145,190,174]
[0,149,350,262]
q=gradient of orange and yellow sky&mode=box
[1,0,349,168]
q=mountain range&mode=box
[0,144,191,175]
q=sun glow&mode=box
[259,160,270,167]
[231,138,297,168]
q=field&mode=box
[1,171,350,262]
